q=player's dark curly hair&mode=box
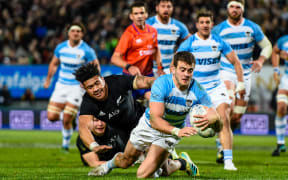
[74,63,101,83]
[173,51,195,67]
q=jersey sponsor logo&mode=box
[99,111,106,116]
[135,38,143,44]
[139,49,155,56]
[198,58,220,65]
[109,109,120,119]
[116,95,124,105]
[221,93,226,96]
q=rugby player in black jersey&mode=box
[76,117,125,167]
[74,63,155,153]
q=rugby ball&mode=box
[189,104,216,138]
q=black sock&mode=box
[176,158,186,170]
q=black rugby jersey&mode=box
[80,75,145,133]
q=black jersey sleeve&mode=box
[105,75,135,92]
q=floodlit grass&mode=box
[0,130,288,179]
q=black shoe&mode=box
[272,148,280,156]
[272,144,286,156]
[216,150,224,163]
[61,146,69,154]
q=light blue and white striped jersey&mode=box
[212,18,265,77]
[144,74,212,128]
[177,33,232,91]
[146,16,189,71]
[54,40,97,85]
[277,35,288,76]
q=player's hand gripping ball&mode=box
[189,104,218,138]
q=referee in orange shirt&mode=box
[111,2,164,100]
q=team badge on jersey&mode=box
[171,29,177,35]
[186,99,193,107]
[77,54,81,60]
[245,31,251,37]
[211,45,218,51]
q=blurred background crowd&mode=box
[0,0,288,66]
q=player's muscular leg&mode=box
[63,102,78,129]
[115,141,142,168]
[137,144,169,178]
[47,102,65,121]
[224,80,236,117]
[217,103,233,149]
[276,90,288,117]
[231,98,247,124]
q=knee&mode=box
[277,104,287,117]
[47,112,60,121]
[231,114,242,124]
[47,105,62,121]
[137,168,148,178]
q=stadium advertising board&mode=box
[240,114,269,135]
[0,65,122,99]
[9,110,34,130]
[40,110,62,130]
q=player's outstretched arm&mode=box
[43,56,60,89]
[79,115,112,152]
[226,50,246,98]
[251,36,272,72]
[133,75,155,90]
[91,58,101,73]
[150,101,197,137]
[271,44,281,86]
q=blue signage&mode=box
[0,65,122,98]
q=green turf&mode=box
[0,130,287,179]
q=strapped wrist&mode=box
[236,81,245,92]
[157,64,163,70]
[171,127,180,137]
[89,142,99,151]
[273,67,280,75]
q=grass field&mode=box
[0,130,288,179]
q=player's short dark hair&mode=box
[130,2,148,13]
[173,51,195,67]
[66,22,86,34]
[196,10,214,22]
[74,63,101,83]
[156,0,174,5]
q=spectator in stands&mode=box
[21,88,35,104]
[0,83,11,106]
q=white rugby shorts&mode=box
[220,70,251,101]
[129,114,180,153]
[279,74,288,91]
[207,81,231,108]
[49,82,85,107]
